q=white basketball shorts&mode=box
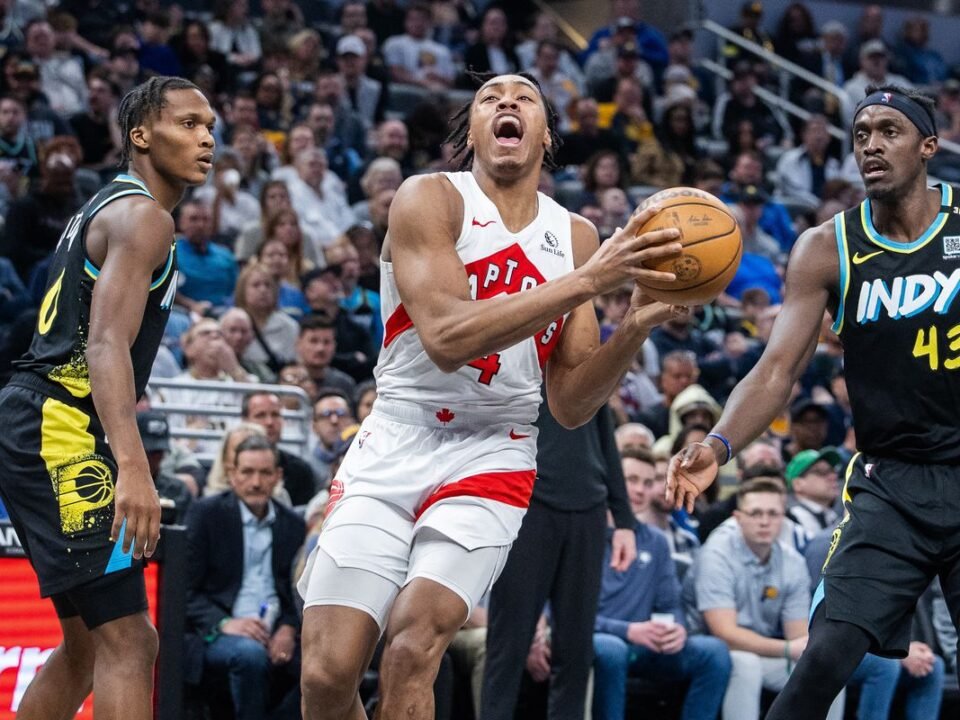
[297,399,538,629]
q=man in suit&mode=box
[184,435,307,720]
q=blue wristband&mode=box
[706,432,732,465]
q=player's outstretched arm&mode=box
[389,174,683,372]
[545,215,688,428]
[86,198,174,560]
[666,222,839,511]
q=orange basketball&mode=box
[636,187,742,305]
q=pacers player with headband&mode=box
[669,84,960,718]
[297,72,688,719]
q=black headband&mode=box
[853,90,937,138]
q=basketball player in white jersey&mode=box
[298,73,686,719]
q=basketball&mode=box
[635,187,742,305]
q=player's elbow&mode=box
[421,338,464,374]
[557,409,594,429]
[547,396,590,430]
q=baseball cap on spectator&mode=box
[615,16,636,31]
[618,42,640,59]
[737,184,768,204]
[664,64,692,85]
[137,411,170,454]
[336,35,366,57]
[741,1,763,17]
[784,447,841,483]
[662,84,698,110]
[859,39,888,60]
[789,397,829,422]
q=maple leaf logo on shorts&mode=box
[436,408,456,424]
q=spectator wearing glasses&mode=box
[686,478,845,720]
[309,388,355,486]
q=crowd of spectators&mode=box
[0,0,959,718]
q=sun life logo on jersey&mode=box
[540,230,564,258]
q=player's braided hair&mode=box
[445,71,563,171]
[117,76,201,165]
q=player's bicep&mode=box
[389,176,471,333]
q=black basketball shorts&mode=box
[0,384,145,627]
[813,452,960,657]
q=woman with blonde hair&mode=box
[233,261,300,373]
[287,29,325,86]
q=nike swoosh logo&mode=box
[509,429,530,440]
[472,218,497,228]
[852,250,884,265]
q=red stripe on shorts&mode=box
[415,469,536,520]
[383,303,414,348]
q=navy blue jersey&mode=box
[832,183,960,463]
[16,174,177,411]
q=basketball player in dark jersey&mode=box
[668,85,960,717]
[0,77,214,719]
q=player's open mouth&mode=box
[198,154,214,169]
[494,114,523,147]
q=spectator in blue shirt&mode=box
[593,447,730,720]
[175,200,238,314]
[581,0,669,77]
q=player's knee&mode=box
[382,627,446,678]
[93,614,158,668]
[60,623,96,671]
[301,663,358,707]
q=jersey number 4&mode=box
[467,354,502,385]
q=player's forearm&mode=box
[547,317,649,428]
[423,270,596,371]
[709,357,798,459]
[87,339,149,472]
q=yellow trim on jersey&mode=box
[859,184,953,253]
[841,452,860,507]
[39,398,114,535]
[831,213,850,335]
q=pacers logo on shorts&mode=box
[53,456,115,535]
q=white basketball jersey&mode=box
[375,171,576,424]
